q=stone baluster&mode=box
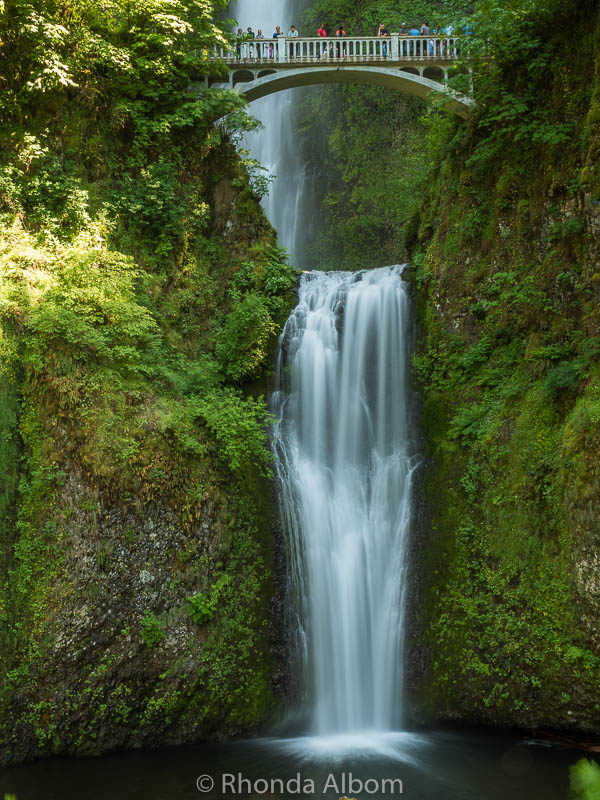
[277,36,286,63]
[213,33,465,64]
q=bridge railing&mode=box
[213,35,460,64]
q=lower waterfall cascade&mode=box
[272,266,419,736]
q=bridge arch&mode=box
[423,66,445,82]
[232,69,254,87]
[230,65,472,118]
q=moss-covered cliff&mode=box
[406,0,600,731]
[0,0,296,763]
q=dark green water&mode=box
[0,728,591,799]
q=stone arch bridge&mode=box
[208,35,473,117]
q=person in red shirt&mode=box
[317,24,327,57]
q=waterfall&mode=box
[230,0,309,262]
[230,0,417,743]
[272,267,418,735]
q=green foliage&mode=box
[303,0,470,36]
[570,760,600,800]
[0,335,20,545]
[406,0,600,730]
[192,389,274,476]
[216,293,277,382]
[190,488,275,727]
[1,0,234,115]
[543,362,583,398]
[448,403,488,442]
[215,246,296,379]
[452,0,595,175]
[140,611,165,646]
[188,574,232,624]
[0,0,296,761]
[25,244,162,377]
[0,135,90,236]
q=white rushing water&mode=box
[230,0,308,262]
[273,267,418,735]
[230,0,417,744]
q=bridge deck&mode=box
[206,35,471,116]
[227,55,457,67]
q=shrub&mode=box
[215,293,277,383]
[188,575,232,624]
[569,759,600,800]
[140,611,165,647]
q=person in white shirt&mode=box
[256,28,264,59]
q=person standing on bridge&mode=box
[235,28,244,59]
[377,23,390,57]
[317,25,327,58]
[245,26,255,59]
[256,29,265,60]
[432,24,442,56]
[400,22,409,56]
[425,22,435,55]
[288,24,299,59]
[419,21,430,58]
[272,25,283,60]
[335,24,346,58]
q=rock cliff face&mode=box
[0,5,304,767]
[0,140,297,763]
[405,0,600,733]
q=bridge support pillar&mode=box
[277,37,287,63]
